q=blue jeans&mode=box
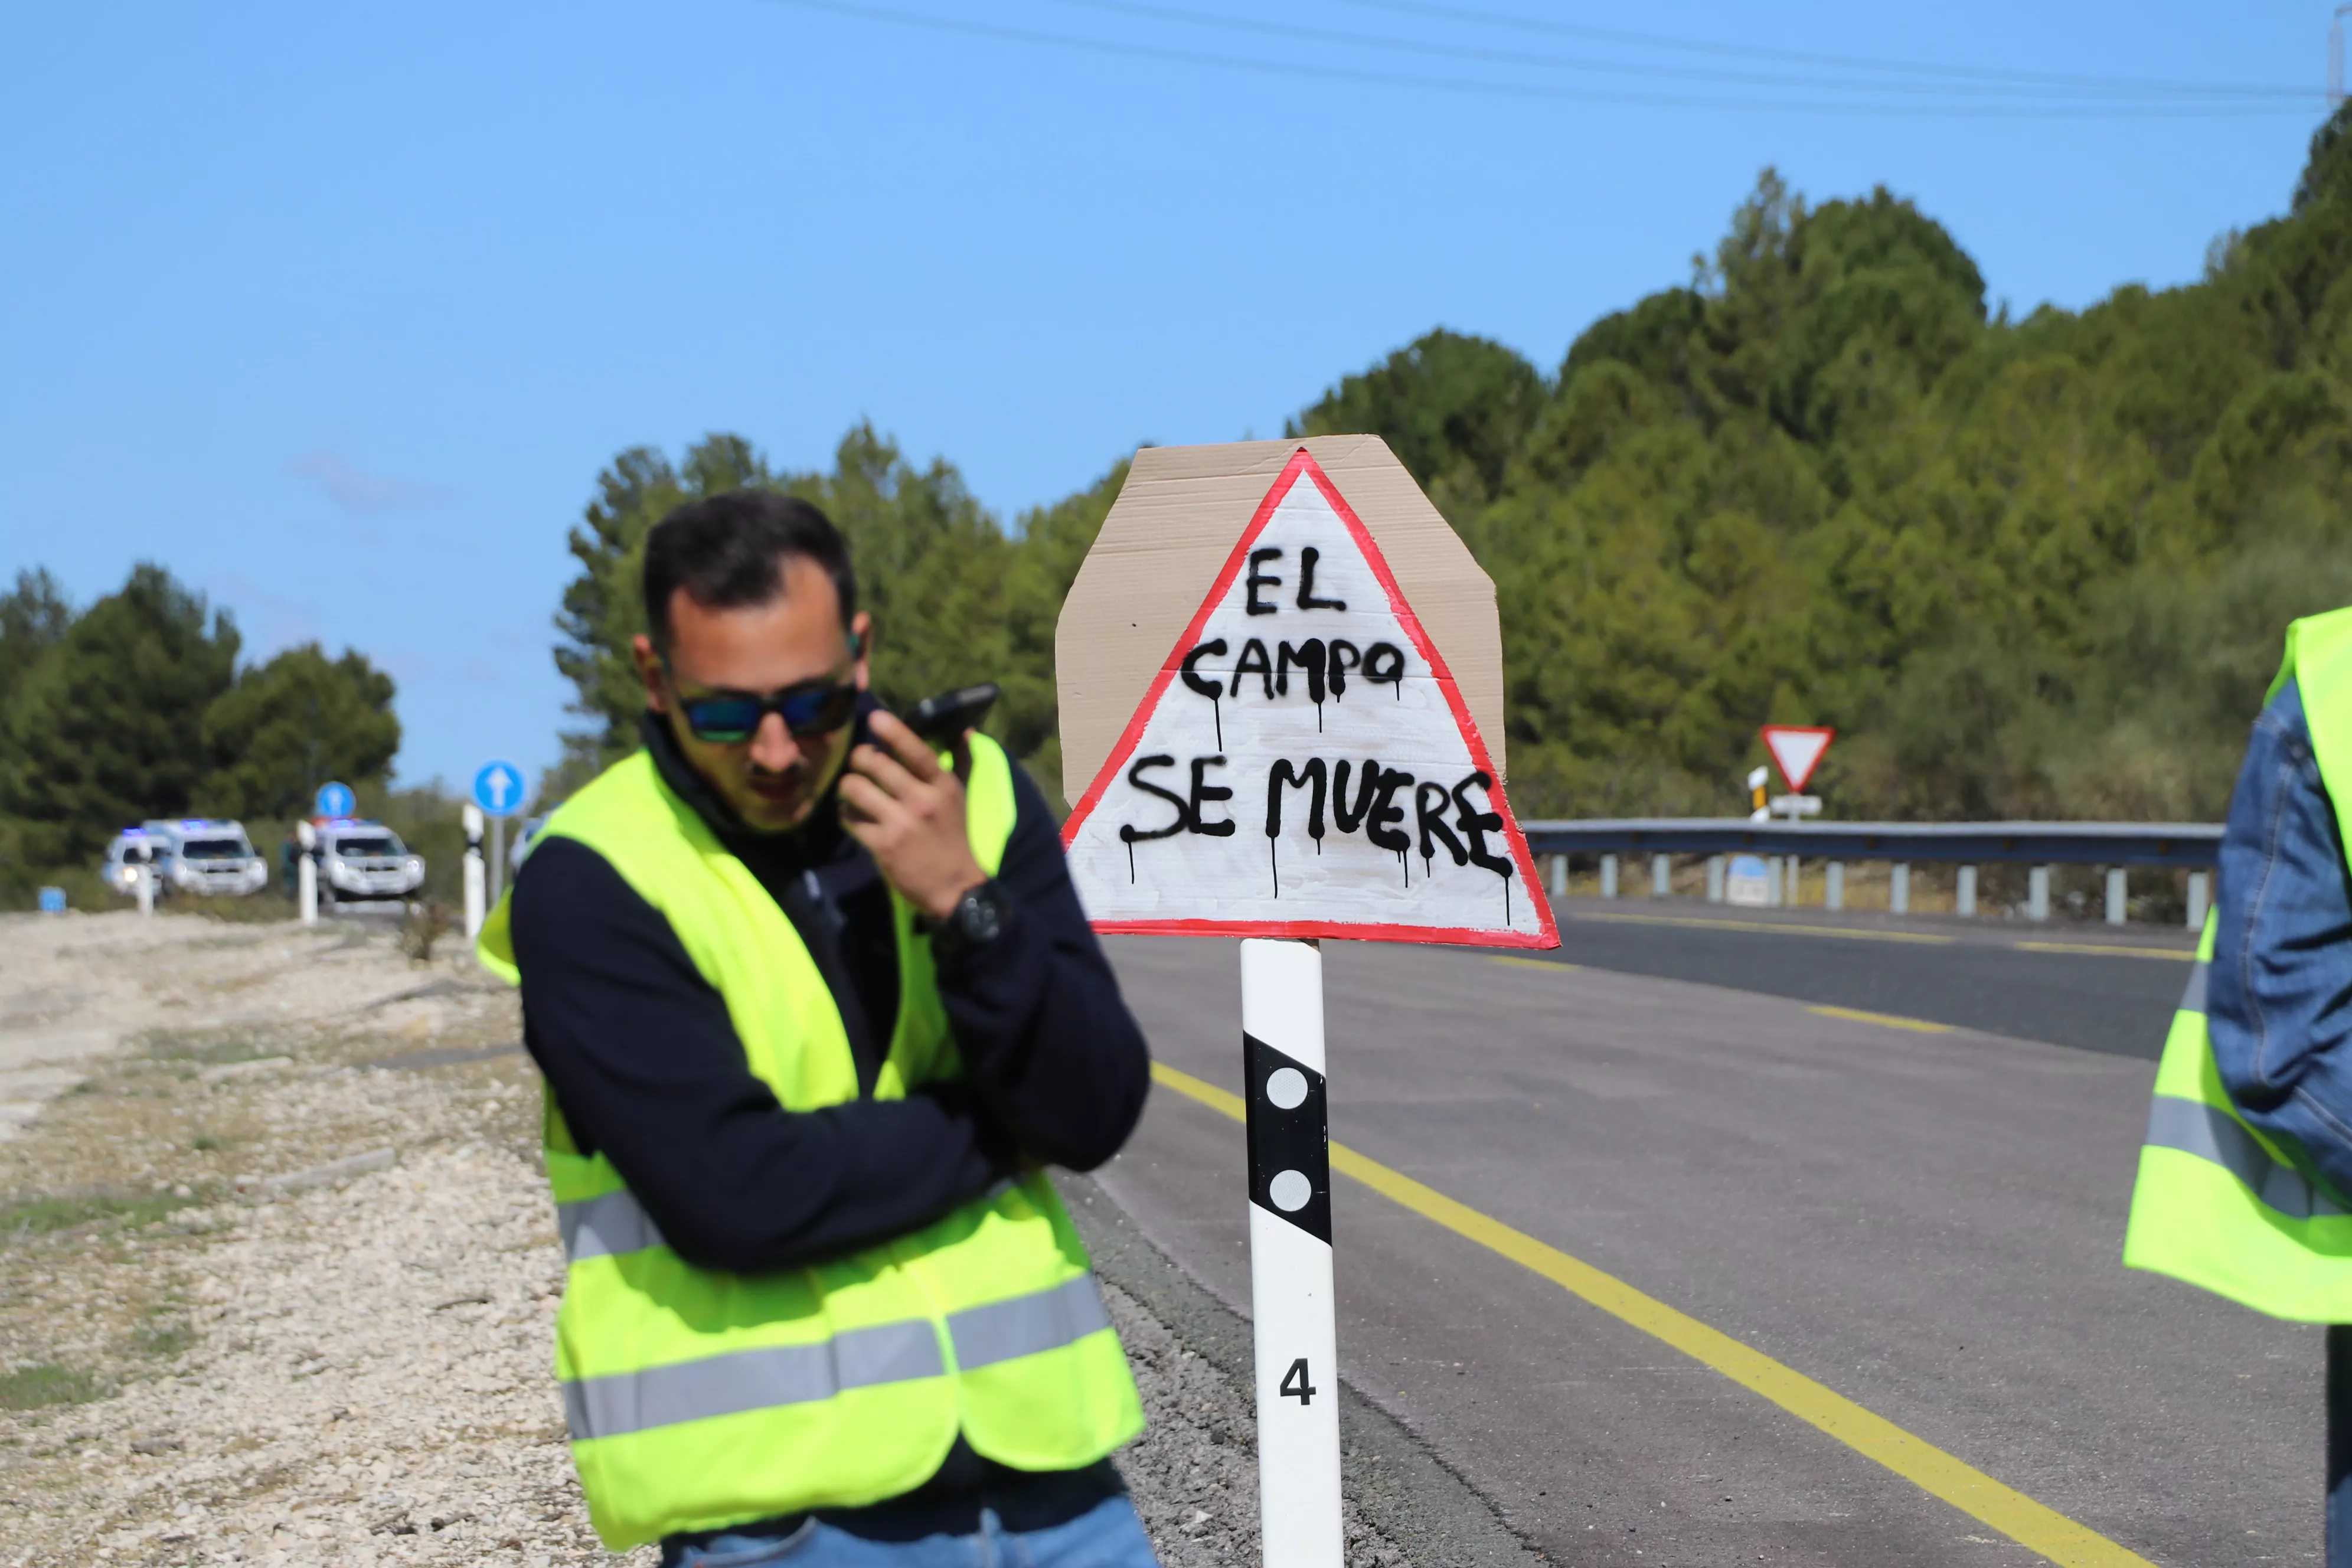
[659,1494,1162,1568]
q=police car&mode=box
[100,828,162,896]
[315,819,426,907]
[141,819,270,898]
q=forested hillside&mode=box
[560,109,2352,824]
[0,566,420,904]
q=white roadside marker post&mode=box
[462,803,486,940]
[135,855,155,917]
[296,820,318,926]
[1242,936,1340,1568]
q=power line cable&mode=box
[1042,0,2311,103]
[766,0,2321,118]
[1335,0,2313,101]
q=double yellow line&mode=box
[1149,1059,2155,1568]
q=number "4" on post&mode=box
[1279,1357,1318,1406]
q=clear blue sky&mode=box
[0,1,2332,791]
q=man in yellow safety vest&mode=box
[479,490,1158,1566]
[2126,606,2352,1319]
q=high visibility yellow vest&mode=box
[477,735,1144,1549]
[2122,606,2352,1321]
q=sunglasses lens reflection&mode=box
[682,683,857,743]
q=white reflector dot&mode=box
[1266,1067,1309,1109]
[1269,1170,1312,1211]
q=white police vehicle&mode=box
[124,819,270,899]
[101,827,163,896]
[315,819,426,907]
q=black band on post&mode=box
[1244,1031,1332,1244]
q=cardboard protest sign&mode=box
[1056,439,1555,947]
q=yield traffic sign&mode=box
[1760,726,1835,793]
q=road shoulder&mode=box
[1063,1170,1544,1568]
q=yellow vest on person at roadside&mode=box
[2123,606,2352,1321]
[476,734,1143,1549]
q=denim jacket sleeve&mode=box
[2207,676,2352,1197]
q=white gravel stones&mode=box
[0,912,1380,1567]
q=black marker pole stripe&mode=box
[1244,1032,1332,1244]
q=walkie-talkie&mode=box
[904,683,999,746]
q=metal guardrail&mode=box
[1521,818,2223,869]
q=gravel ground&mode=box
[0,912,1423,1567]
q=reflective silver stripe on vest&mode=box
[2178,960,2209,1015]
[558,1188,666,1262]
[948,1275,1111,1371]
[2144,1094,2350,1221]
[563,1319,946,1442]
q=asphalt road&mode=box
[1094,927,2315,1568]
[1546,903,2198,1059]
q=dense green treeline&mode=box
[550,426,1123,806]
[558,107,2352,824]
[0,566,412,904]
[1298,117,2352,821]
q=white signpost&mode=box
[472,760,525,907]
[461,802,486,939]
[1058,439,1554,1567]
[295,819,318,926]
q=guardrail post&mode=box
[2187,871,2210,929]
[2027,865,2050,922]
[1549,854,1566,899]
[1706,856,1725,903]
[1786,857,1803,908]
[1600,854,1618,899]
[2106,867,2126,926]
[1890,863,1908,914]
[1956,865,1978,918]
[1651,853,1670,898]
[1766,857,1783,907]
[1827,861,1845,912]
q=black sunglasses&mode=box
[665,661,861,744]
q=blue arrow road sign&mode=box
[472,760,525,818]
[314,781,356,818]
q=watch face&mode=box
[962,888,1004,943]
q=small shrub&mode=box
[0,1363,106,1410]
[179,891,295,925]
[130,1321,194,1360]
[0,1186,211,1241]
[397,899,455,963]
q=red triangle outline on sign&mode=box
[1060,447,1559,948]
[1759,725,1835,793]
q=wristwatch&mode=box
[927,880,1008,956]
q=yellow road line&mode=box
[1148,1061,2154,1568]
[1572,910,1953,945]
[2014,942,2194,961]
[1488,955,1574,971]
[1808,1004,1953,1034]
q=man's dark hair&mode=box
[641,491,858,648]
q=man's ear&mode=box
[631,633,668,713]
[850,612,874,690]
